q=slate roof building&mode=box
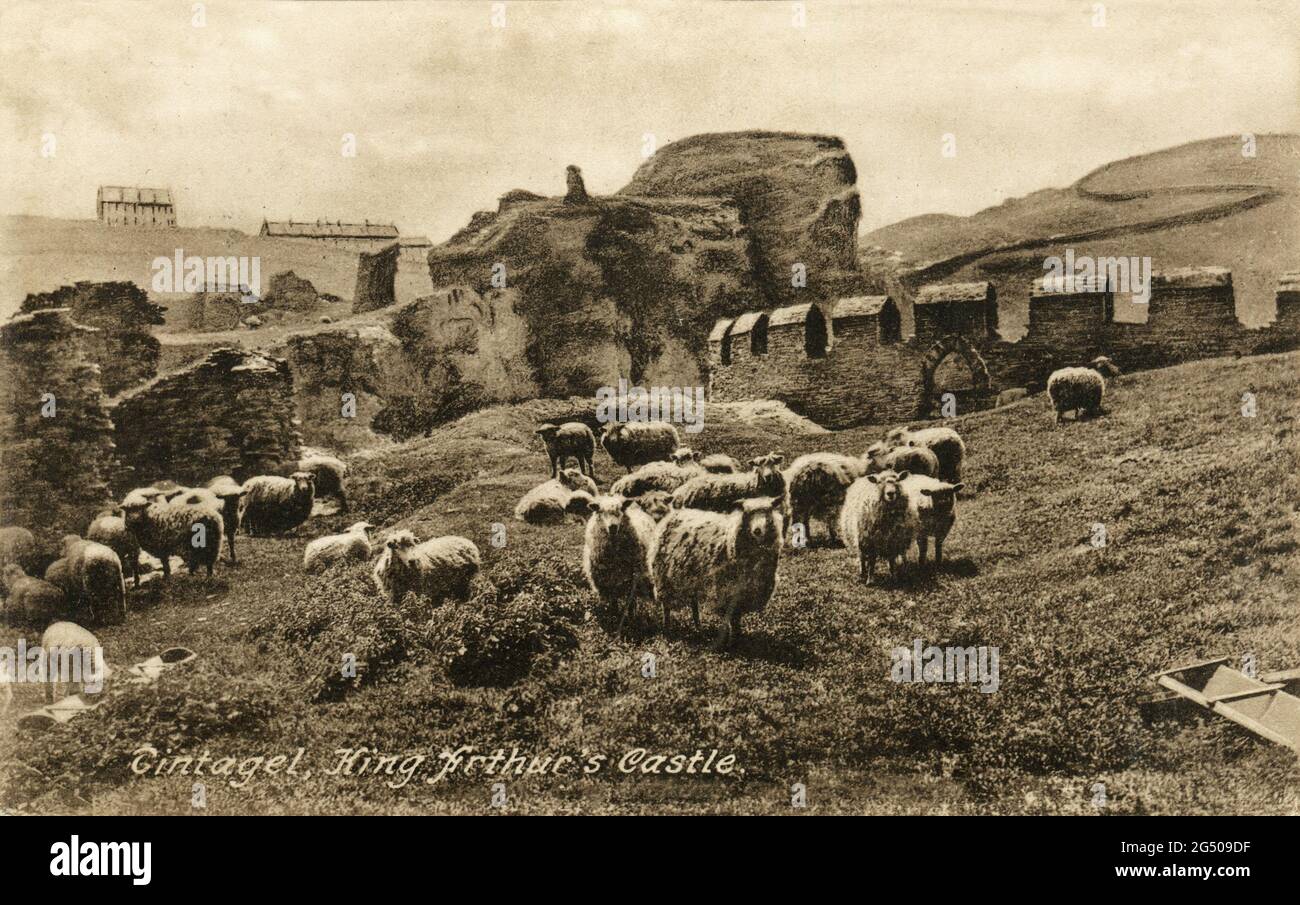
[97,186,177,227]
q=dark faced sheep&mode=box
[536,422,596,478]
[865,443,939,479]
[372,530,481,606]
[205,476,247,563]
[783,452,868,546]
[671,453,786,513]
[122,487,224,578]
[903,474,963,568]
[239,472,316,536]
[1047,357,1115,424]
[600,421,680,472]
[299,454,348,511]
[883,427,965,484]
[87,510,141,588]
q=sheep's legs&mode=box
[862,552,876,584]
[618,575,639,636]
[917,536,928,567]
[934,538,944,565]
[690,599,700,629]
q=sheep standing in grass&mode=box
[299,454,349,511]
[610,459,702,497]
[240,472,316,536]
[0,526,39,575]
[649,497,784,649]
[1047,357,1114,424]
[58,536,127,625]
[87,510,141,588]
[883,427,965,484]
[303,522,375,573]
[40,621,107,704]
[783,453,868,546]
[122,487,224,579]
[582,495,657,633]
[600,421,680,472]
[537,422,596,478]
[839,470,916,584]
[903,475,963,568]
[1,564,66,627]
[205,476,246,563]
[671,453,786,513]
[372,530,480,606]
[865,442,939,479]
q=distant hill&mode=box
[0,215,374,320]
[862,134,1300,338]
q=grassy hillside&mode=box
[863,134,1300,336]
[2,352,1298,814]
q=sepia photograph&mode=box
[0,0,1297,848]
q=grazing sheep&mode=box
[537,422,596,478]
[514,479,575,525]
[557,466,599,498]
[39,621,108,704]
[995,387,1029,407]
[303,522,375,573]
[0,526,39,575]
[58,536,126,625]
[866,443,939,479]
[883,426,965,484]
[783,453,868,545]
[648,497,784,649]
[1,564,66,627]
[239,472,316,536]
[581,495,657,633]
[205,476,246,563]
[43,554,74,598]
[372,530,481,606]
[610,459,702,497]
[1048,358,1112,424]
[671,453,786,513]
[839,470,917,584]
[699,453,742,474]
[634,490,674,522]
[903,475,963,568]
[299,454,349,511]
[121,487,224,579]
[87,510,141,588]
[600,421,680,472]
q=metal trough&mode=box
[1152,657,1300,754]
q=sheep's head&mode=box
[291,471,316,495]
[347,521,375,537]
[557,467,588,491]
[866,469,909,504]
[636,491,673,521]
[919,482,963,513]
[564,491,596,519]
[60,534,83,554]
[535,423,559,444]
[749,452,784,476]
[884,427,910,446]
[384,530,418,558]
[586,494,637,536]
[670,446,699,465]
[733,497,783,548]
[1091,356,1120,378]
[864,441,891,464]
[2,563,26,588]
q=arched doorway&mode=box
[919,335,992,416]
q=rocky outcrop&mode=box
[184,291,263,331]
[261,270,320,312]
[20,281,166,395]
[621,131,864,302]
[353,243,400,313]
[110,348,300,487]
[0,309,120,547]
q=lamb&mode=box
[239,472,316,535]
[299,453,349,511]
[303,522,376,573]
[903,474,963,568]
[648,497,784,649]
[40,621,108,704]
[610,459,702,497]
[882,426,965,484]
[0,526,39,575]
[1,564,66,627]
[558,466,598,498]
[87,510,141,588]
[783,452,868,545]
[581,495,657,633]
[600,421,680,472]
[121,486,224,578]
[838,469,917,584]
[865,442,939,478]
[205,475,246,563]
[57,535,127,625]
[670,453,786,513]
[1047,357,1114,423]
[372,530,481,606]
[536,422,596,478]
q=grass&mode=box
[2,351,1298,814]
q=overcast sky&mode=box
[1,0,1295,241]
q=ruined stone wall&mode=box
[0,309,120,547]
[110,348,301,487]
[353,243,400,313]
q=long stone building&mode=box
[96,185,177,227]
[259,218,400,252]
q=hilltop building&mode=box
[97,186,177,227]
[259,218,399,251]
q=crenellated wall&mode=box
[708,269,1300,428]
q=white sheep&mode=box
[902,474,963,568]
[87,510,141,588]
[239,472,316,535]
[372,529,481,606]
[1,563,66,627]
[558,466,598,497]
[39,621,108,704]
[600,421,680,472]
[865,442,939,478]
[121,486,224,579]
[671,453,787,513]
[537,422,597,478]
[783,452,868,546]
[649,497,784,649]
[205,475,247,563]
[581,495,657,633]
[58,536,127,625]
[882,426,965,484]
[515,479,575,525]
[0,525,39,575]
[610,459,702,497]
[303,521,376,573]
[1047,357,1114,424]
[838,469,917,584]
[299,453,349,511]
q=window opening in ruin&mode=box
[879,301,901,343]
[751,314,769,356]
[720,323,734,364]
[805,305,829,358]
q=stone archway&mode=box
[918,335,992,415]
